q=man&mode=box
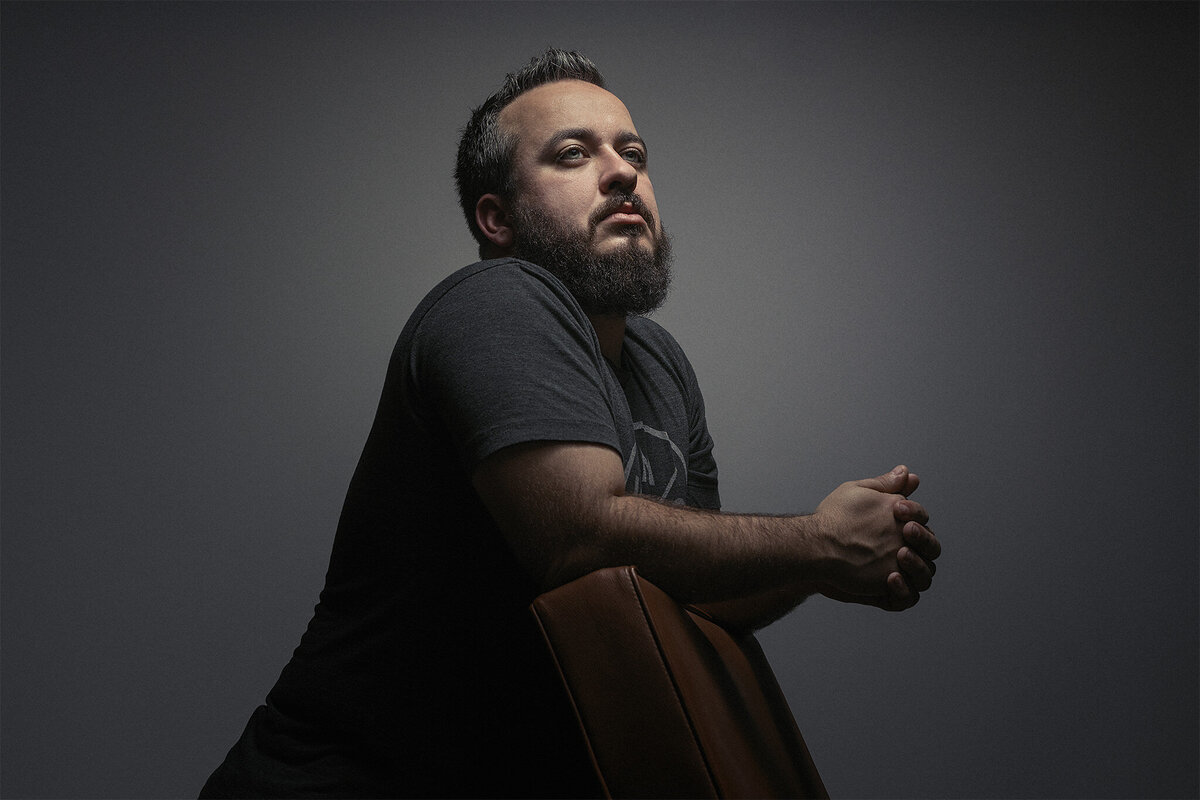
[201,49,940,798]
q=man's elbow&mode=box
[536,529,611,592]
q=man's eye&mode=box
[622,148,647,166]
[558,145,586,161]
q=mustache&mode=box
[588,193,656,234]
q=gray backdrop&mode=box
[2,2,1196,797]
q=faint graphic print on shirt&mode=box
[625,422,688,501]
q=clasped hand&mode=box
[811,465,941,612]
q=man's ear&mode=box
[475,193,514,252]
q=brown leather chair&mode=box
[530,566,828,799]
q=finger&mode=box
[893,498,930,525]
[900,471,920,497]
[903,521,942,560]
[897,546,934,591]
[854,465,910,495]
[884,571,918,612]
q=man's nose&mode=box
[599,148,638,194]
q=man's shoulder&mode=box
[432,257,559,294]
[401,258,592,350]
[417,258,578,316]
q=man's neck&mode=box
[588,313,626,369]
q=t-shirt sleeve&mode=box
[681,353,720,510]
[408,262,622,474]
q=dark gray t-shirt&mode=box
[408,258,719,504]
[203,258,720,797]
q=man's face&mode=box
[498,80,671,315]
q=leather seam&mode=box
[530,601,612,799]
[624,566,720,797]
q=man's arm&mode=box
[472,441,940,630]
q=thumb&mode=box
[855,465,909,494]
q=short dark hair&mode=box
[454,49,606,256]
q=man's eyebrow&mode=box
[616,131,648,153]
[542,128,648,153]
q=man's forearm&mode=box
[691,580,818,632]
[544,493,830,610]
[474,441,936,621]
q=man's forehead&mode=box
[499,79,638,142]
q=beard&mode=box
[509,192,673,317]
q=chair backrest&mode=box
[530,566,828,799]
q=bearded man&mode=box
[201,49,940,798]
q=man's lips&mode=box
[602,202,648,227]
[589,196,655,236]
[604,211,647,225]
